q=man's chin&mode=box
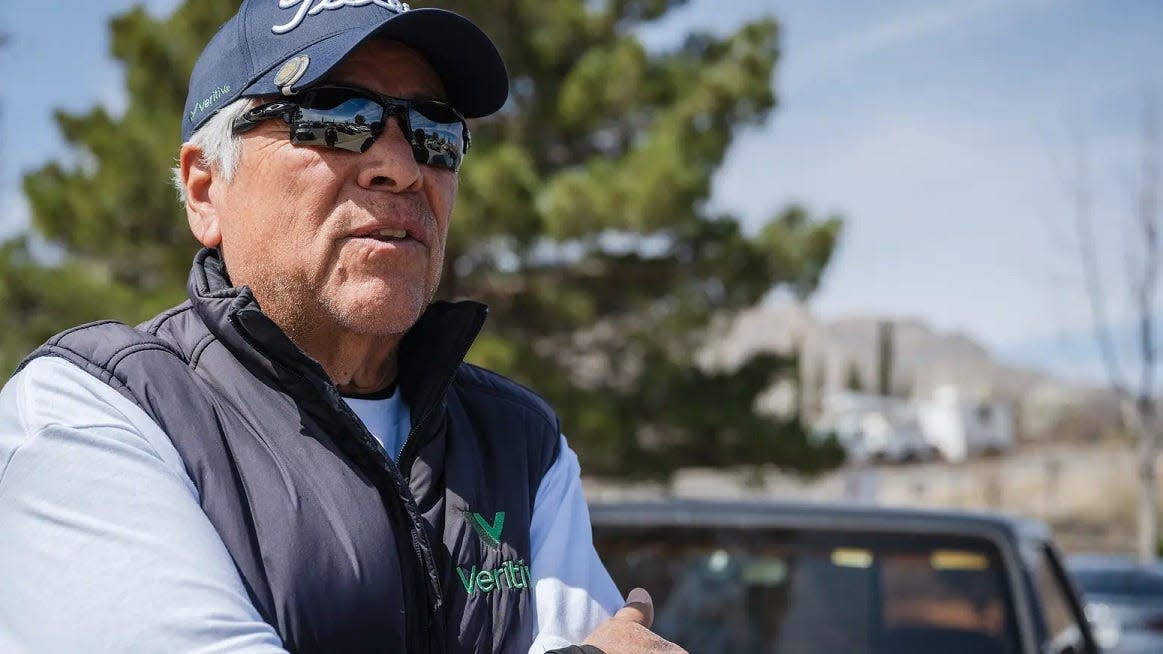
[330,294,427,338]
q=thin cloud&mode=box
[786,0,1048,91]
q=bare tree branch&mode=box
[1068,93,1163,562]
[1073,131,1130,396]
[1137,97,1162,402]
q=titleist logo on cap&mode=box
[273,0,411,34]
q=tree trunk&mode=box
[1132,398,1160,562]
[1119,397,1159,562]
[1070,96,1161,562]
[1137,431,1159,562]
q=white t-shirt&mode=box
[0,356,622,653]
[340,387,411,460]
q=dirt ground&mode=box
[583,441,1150,554]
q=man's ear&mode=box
[180,143,223,248]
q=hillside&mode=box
[702,303,1119,440]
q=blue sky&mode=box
[2,0,1162,383]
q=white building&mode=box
[815,386,1013,464]
[917,386,1014,462]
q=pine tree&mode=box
[8,0,844,478]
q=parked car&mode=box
[1066,554,1163,654]
[590,499,1097,654]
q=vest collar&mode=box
[186,248,488,425]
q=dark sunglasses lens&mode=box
[411,101,462,125]
[407,106,465,170]
[281,89,467,167]
[291,93,384,153]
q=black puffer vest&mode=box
[19,249,561,653]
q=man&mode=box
[0,2,684,653]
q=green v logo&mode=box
[468,511,506,550]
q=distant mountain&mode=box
[702,303,1117,440]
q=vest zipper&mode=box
[331,390,446,653]
[228,311,445,652]
[226,300,487,653]
[395,308,487,478]
[332,388,445,589]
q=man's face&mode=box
[206,39,456,342]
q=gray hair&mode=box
[172,98,256,204]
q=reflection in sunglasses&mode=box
[233,85,470,170]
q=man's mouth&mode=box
[362,228,409,242]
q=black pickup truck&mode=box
[590,500,1098,654]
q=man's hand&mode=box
[582,588,688,654]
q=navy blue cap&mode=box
[182,0,508,142]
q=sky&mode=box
[2,0,1162,384]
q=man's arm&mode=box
[527,435,624,653]
[527,437,686,654]
[0,356,286,653]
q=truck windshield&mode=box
[596,527,1021,654]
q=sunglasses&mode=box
[232,84,471,171]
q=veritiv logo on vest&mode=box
[457,510,533,596]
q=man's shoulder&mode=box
[15,303,204,399]
[452,363,560,434]
[24,300,199,363]
[19,318,183,382]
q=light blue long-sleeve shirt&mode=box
[0,356,622,653]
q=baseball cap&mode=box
[181,0,508,142]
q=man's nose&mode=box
[356,115,423,192]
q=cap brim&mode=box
[246,9,508,119]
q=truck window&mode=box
[594,526,1022,654]
[882,550,1008,638]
